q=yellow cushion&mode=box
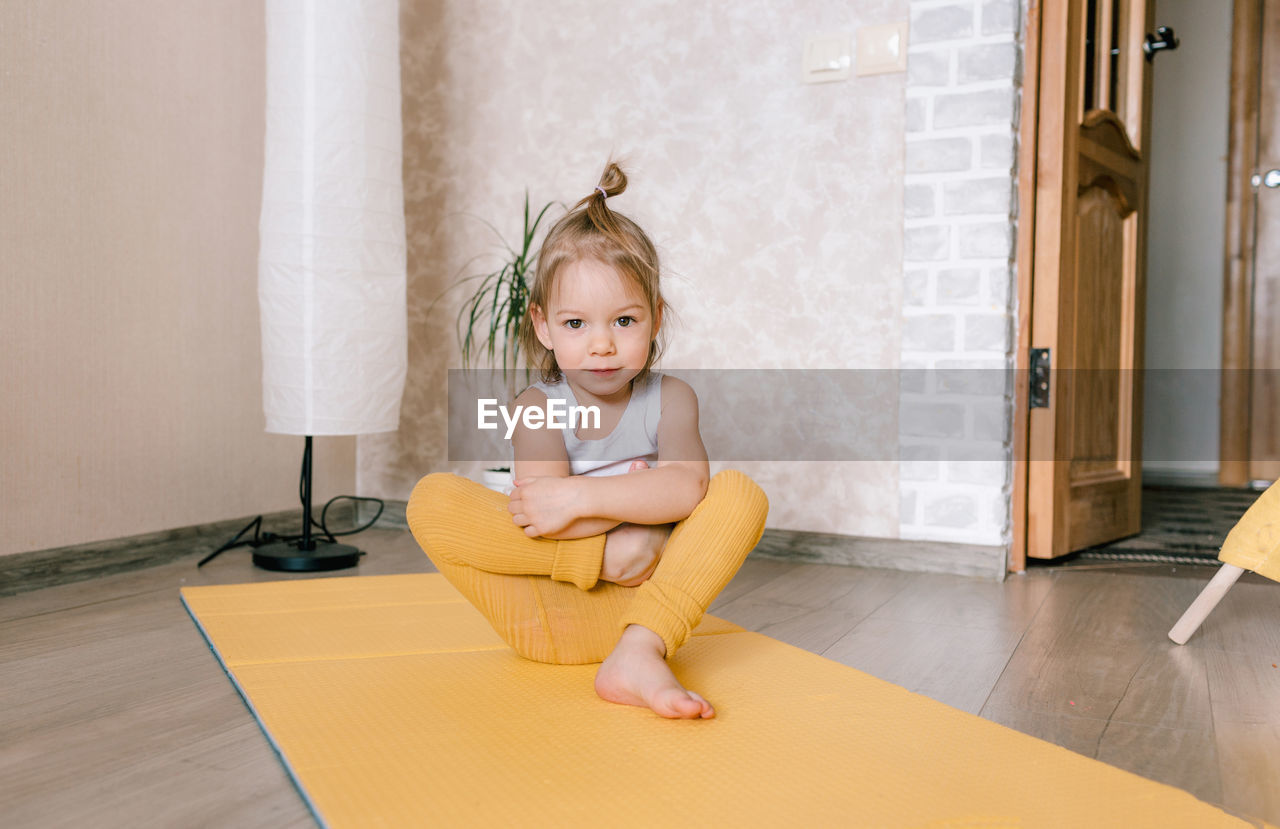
[1219,479,1280,581]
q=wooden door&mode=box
[1256,0,1280,483]
[1222,0,1280,486]
[1026,0,1155,559]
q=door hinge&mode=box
[1030,348,1051,408]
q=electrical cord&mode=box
[297,467,385,540]
[197,453,386,567]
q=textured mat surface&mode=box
[181,573,1260,828]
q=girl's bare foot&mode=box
[599,461,672,587]
[594,625,714,719]
[600,523,670,586]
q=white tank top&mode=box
[526,371,663,477]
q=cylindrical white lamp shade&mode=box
[258,0,407,436]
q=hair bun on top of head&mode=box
[569,160,631,240]
[576,161,627,209]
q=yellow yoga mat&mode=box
[181,573,1257,828]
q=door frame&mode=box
[1219,0,1265,487]
[1010,0,1043,573]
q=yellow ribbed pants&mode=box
[406,470,769,664]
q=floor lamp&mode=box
[254,0,406,572]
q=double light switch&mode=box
[803,22,908,83]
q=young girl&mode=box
[407,162,768,719]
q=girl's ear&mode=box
[652,300,663,337]
[530,303,554,350]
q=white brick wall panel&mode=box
[933,88,1014,129]
[942,177,1011,215]
[905,183,938,218]
[986,265,1012,306]
[902,442,944,463]
[923,493,979,528]
[936,267,982,304]
[908,49,951,86]
[900,0,1024,548]
[957,42,1017,84]
[991,489,1012,531]
[979,132,1014,170]
[901,458,942,481]
[962,312,1011,351]
[901,488,919,523]
[957,220,1011,258]
[904,268,930,307]
[906,137,974,173]
[934,358,1008,394]
[971,397,1012,442]
[946,459,1008,486]
[910,3,976,43]
[981,0,1018,35]
[906,96,929,132]
[947,440,1010,461]
[900,400,968,438]
[904,224,951,261]
[900,360,930,393]
[903,313,958,351]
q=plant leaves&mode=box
[453,196,557,374]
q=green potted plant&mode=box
[454,193,557,492]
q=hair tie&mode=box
[595,185,608,199]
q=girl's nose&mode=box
[588,329,615,355]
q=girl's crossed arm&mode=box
[508,386,613,539]
[508,377,710,539]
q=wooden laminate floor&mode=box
[3,529,1279,827]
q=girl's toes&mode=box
[687,691,715,718]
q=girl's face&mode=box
[531,257,660,403]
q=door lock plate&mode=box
[1030,349,1051,409]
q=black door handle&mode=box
[1143,26,1179,61]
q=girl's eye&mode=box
[565,319,583,329]
[616,317,634,327]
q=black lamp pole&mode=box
[252,436,362,571]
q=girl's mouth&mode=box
[588,368,619,377]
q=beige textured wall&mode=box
[364,0,906,536]
[1,1,355,557]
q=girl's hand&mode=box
[507,475,585,537]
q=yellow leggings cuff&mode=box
[618,581,703,657]
[550,534,606,591]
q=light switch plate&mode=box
[803,33,852,83]
[856,22,908,76]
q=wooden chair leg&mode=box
[1168,563,1246,645]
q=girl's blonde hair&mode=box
[521,161,667,383]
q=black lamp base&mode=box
[252,539,362,572]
